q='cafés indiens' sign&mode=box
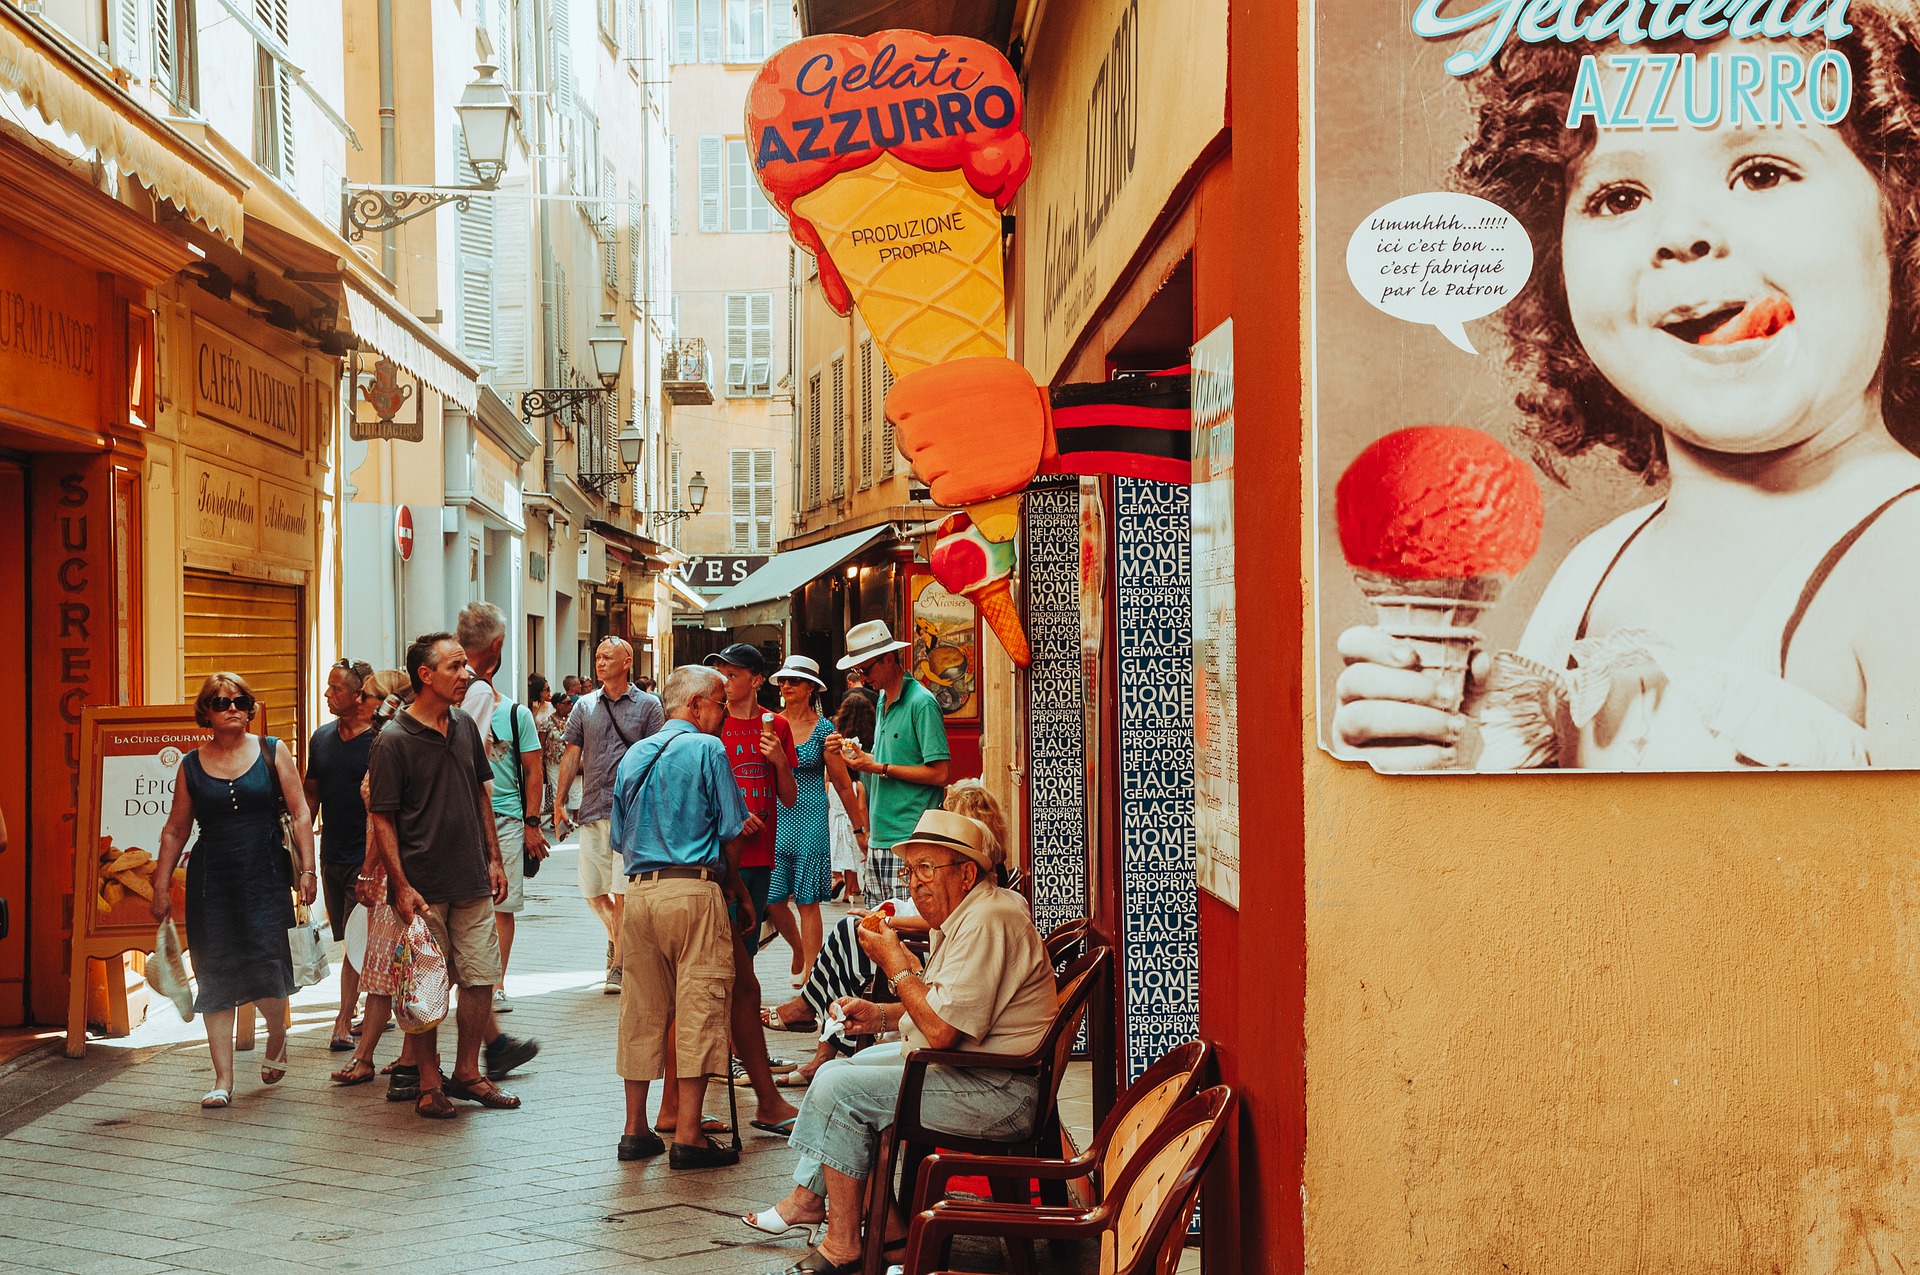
[191,318,306,452]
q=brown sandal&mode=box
[415,1089,457,1119]
[444,1075,521,1109]
[330,1058,376,1086]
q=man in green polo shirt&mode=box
[828,620,951,902]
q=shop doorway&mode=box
[0,460,27,1024]
[182,573,305,759]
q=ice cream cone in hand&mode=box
[1336,425,1543,713]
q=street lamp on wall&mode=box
[652,470,707,531]
[344,64,516,241]
[522,314,631,498]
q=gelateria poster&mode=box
[1313,0,1920,772]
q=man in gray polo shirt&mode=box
[555,636,664,992]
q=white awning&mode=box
[344,285,478,412]
[0,8,247,244]
[704,524,894,623]
[666,573,709,612]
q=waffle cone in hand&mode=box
[968,578,1030,668]
[791,157,1007,377]
[1354,570,1505,712]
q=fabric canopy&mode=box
[703,524,894,620]
[0,9,246,244]
[344,284,478,413]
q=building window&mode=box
[725,292,773,397]
[805,371,822,511]
[731,448,775,552]
[830,354,846,499]
[456,131,497,368]
[668,447,684,547]
[858,340,874,490]
[709,138,784,234]
[677,0,791,62]
[252,0,294,185]
[153,0,199,111]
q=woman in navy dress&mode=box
[151,673,316,1108]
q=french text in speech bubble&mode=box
[1346,193,1534,354]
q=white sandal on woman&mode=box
[740,1204,817,1238]
[200,1088,232,1108]
[261,1053,288,1085]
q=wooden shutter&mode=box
[151,0,173,99]
[830,354,846,499]
[628,182,643,304]
[669,294,680,339]
[602,161,620,290]
[494,173,531,385]
[880,360,896,477]
[669,136,681,233]
[698,0,722,62]
[730,448,752,552]
[183,573,304,762]
[698,135,723,232]
[806,372,822,510]
[725,293,749,394]
[858,339,874,489]
[269,1,294,184]
[673,0,697,62]
[624,0,640,52]
[553,0,575,113]
[770,0,793,50]
[748,292,772,393]
[113,0,142,78]
[753,448,774,549]
[456,131,498,368]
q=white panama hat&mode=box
[771,653,827,688]
[837,619,911,670]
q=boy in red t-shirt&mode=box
[697,644,800,1135]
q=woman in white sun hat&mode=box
[765,655,862,988]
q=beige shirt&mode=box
[902,883,1054,1056]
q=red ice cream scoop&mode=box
[1335,425,1543,580]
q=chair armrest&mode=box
[896,1049,1044,1135]
[903,1200,1096,1270]
[913,1149,1094,1214]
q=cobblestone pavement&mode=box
[0,839,1104,1274]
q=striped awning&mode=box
[344,284,479,413]
[0,8,247,244]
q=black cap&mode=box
[703,643,768,675]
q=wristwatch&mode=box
[523,815,542,827]
[888,968,922,995]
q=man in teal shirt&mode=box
[829,620,951,902]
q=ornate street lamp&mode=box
[524,314,630,497]
[345,65,515,241]
[652,470,708,530]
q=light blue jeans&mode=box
[789,1042,1041,1194]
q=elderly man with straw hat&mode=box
[740,809,1054,1274]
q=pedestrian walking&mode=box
[149,674,315,1109]
[554,637,665,992]
[363,632,524,1118]
[306,658,378,1052]
[824,693,874,906]
[764,655,859,989]
[528,674,556,825]
[827,620,951,904]
[457,603,550,1012]
[608,666,753,1168]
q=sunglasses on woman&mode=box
[207,694,256,714]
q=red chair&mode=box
[907,1039,1214,1219]
[858,946,1112,1275]
[896,1085,1236,1275]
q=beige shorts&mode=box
[421,897,504,990]
[615,877,734,1083]
[578,820,627,899]
[495,815,525,913]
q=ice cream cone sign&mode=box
[930,496,1029,667]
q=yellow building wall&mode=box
[1301,585,1920,1272]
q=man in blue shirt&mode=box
[609,665,754,1170]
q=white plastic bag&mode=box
[393,915,448,1035]
[147,920,195,1021]
[288,903,330,988]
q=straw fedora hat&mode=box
[837,619,911,670]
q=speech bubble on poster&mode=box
[1346,192,1533,354]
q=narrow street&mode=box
[0,839,1093,1274]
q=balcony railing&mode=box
[662,339,714,405]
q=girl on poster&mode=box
[1335,9,1920,771]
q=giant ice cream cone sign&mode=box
[747,32,1030,378]
[1335,426,1543,712]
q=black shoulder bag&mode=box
[505,703,542,879]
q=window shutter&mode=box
[516,0,537,93]
[698,0,722,62]
[725,293,749,395]
[770,0,793,50]
[730,448,752,552]
[602,161,620,290]
[455,132,498,369]
[806,372,822,510]
[669,136,681,234]
[748,292,772,394]
[114,0,142,78]
[272,1,294,184]
[557,264,571,365]
[858,340,874,489]
[670,447,683,514]
[880,360,896,477]
[628,182,643,304]
[496,0,512,85]
[669,294,680,339]
[624,0,639,52]
[753,448,774,549]
[830,354,846,499]
[151,0,173,99]
[494,173,531,385]
[673,0,697,63]
[698,135,723,232]
[553,0,575,114]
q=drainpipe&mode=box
[378,0,396,279]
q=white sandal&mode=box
[200,1088,232,1108]
[740,1204,817,1238]
[261,1052,288,1085]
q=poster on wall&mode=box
[1023,483,1091,940]
[1191,321,1238,906]
[909,572,981,719]
[1313,3,1917,773]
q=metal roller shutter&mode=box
[182,572,304,759]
